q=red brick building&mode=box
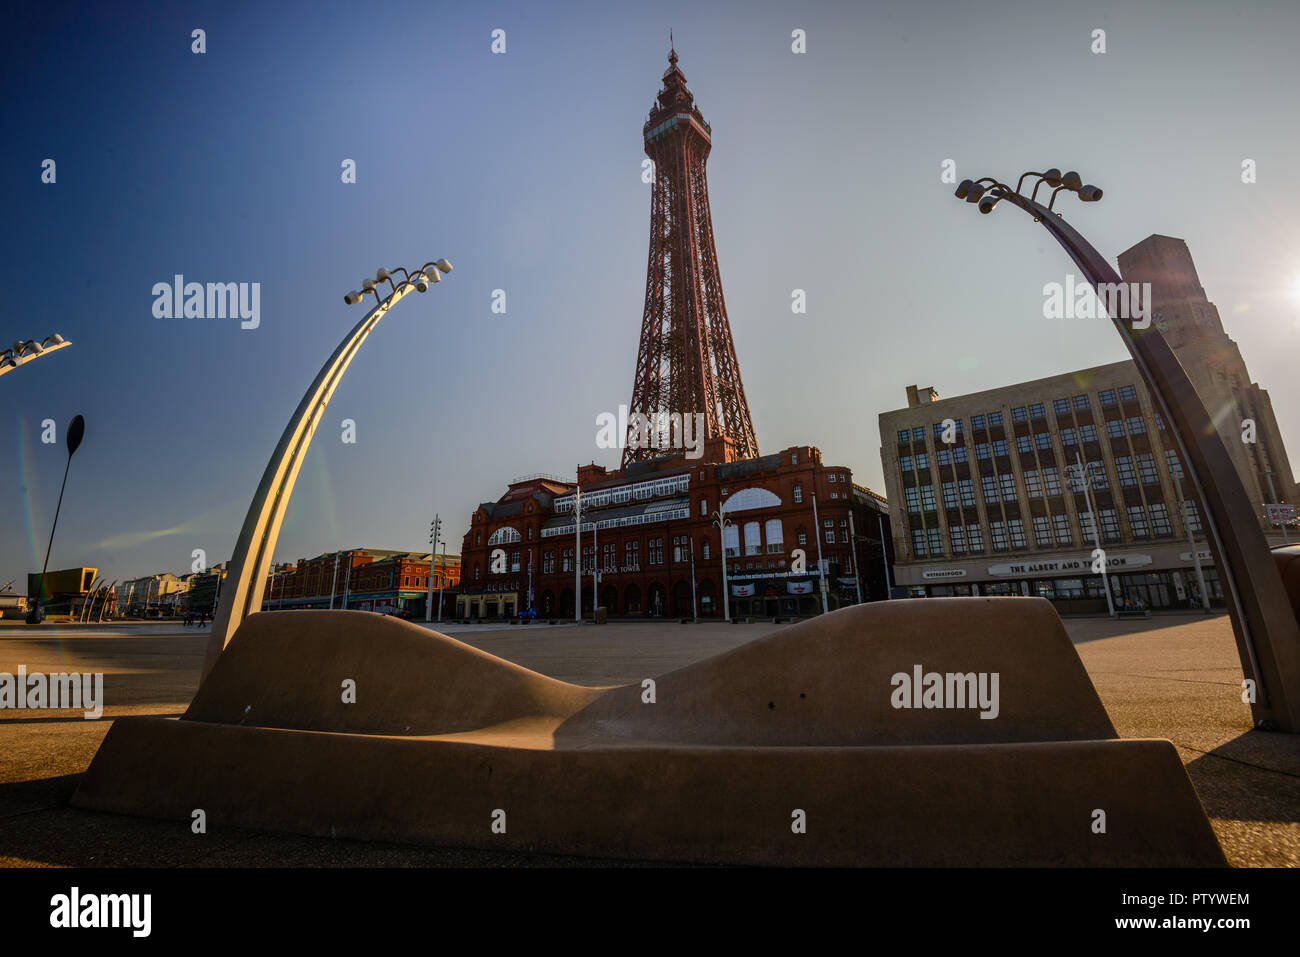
[262,548,461,616]
[458,439,892,620]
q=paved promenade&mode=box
[1,611,1296,866]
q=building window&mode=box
[1008,519,1027,549]
[914,452,929,470]
[1024,470,1042,498]
[900,455,913,471]
[626,540,641,566]
[1061,427,1078,446]
[1182,500,1202,533]
[1151,503,1172,536]
[1072,394,1090,410]
[1079,423,1098,442]
[743,522,762,556]
[927,527,942,554]
[1016,434,1032,454]
[1043,467,1062,496]
[919,485,937,511]
[992,439,1009,457]
[937,448,951,465]
[972,414,986,429]
[792,451,798,464]
[1034,433,1052,451]
[905,487,920,512]
[912,427,925,441]
[825,518,836,544]
[828,473,837,483]
[959,479,975,507]
[898,429,911,445]
[954,446,969,463]
[1119,385,1138,401]
[1128,505,1150,538]
[951,525,967,553]
[1154,411,1167,431]
[562,549,573,572]
[1106,418,1124,438]
[1126,416,1147,435]
[722,526,739,558]
[976,443,991,460]
[765,520,784,553]
[999,474,1017,502]
[1033,515,1051,546]
[1053,398,1070,415]
[1137,452,1159,485]
[990,520,1009,551]
[793,484,803,503]
[1099,389,1117,406]
[1088,462,1110,490]
[988,411,1004,426]
[510,551,520,573]
[1011,406,1027,422]
[702,540,711,560]
[700,499,708,516]
[1029,403,1046,419]
[1115,455,1137,487]
[1053,513,1072,545]
[911,527,927,557]
[649,538,664,564]
[942,480,958,508]
[1165,449,1183,479]
[966,523,984,552]
[797,529,807,546]
[474,563,481,580]
[981,475,999,503]
[543,551,555,574]
[1099,508,1121,542]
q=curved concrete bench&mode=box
[73,599,1226,866]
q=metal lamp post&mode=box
[953,169,1300,731]
[1069,455,1116,618]
[29,414,85,623]
[711,509,733,620]
[202,260,453,680]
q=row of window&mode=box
[895,384,1144,447]
[908,500,1201,559]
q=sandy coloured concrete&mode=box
[1,607,1296,866]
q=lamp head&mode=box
[434,258,453,273]
[344,290,363,305]
[1041,168,1062,187]
[376,268,391,282]
[1078,184,1103,202]
[361,278,376,291]
[1061,170,1083,191]
[954,179,974,199]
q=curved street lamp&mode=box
[1,334,71,378]
[953,171,1300,732]
[201,260,453,679]
[28,414,85,623]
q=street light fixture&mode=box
[952,166,1300,731]
[203,258,454,679]
[0,334,72,379]
[28,414,85,623]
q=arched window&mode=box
[743,521,762,555]
[721,487,782,514]
[488,526,521,546]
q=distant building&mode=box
[261,548,461,617]
[458,442,891,621]
[114,573,188,618]
[28,567,97,616]
[878,234,1296,612]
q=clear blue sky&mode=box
[4,0,1298,589]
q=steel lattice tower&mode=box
[623,47,759,467]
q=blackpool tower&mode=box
[623,46,759,467]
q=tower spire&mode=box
[625,49,759,466]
